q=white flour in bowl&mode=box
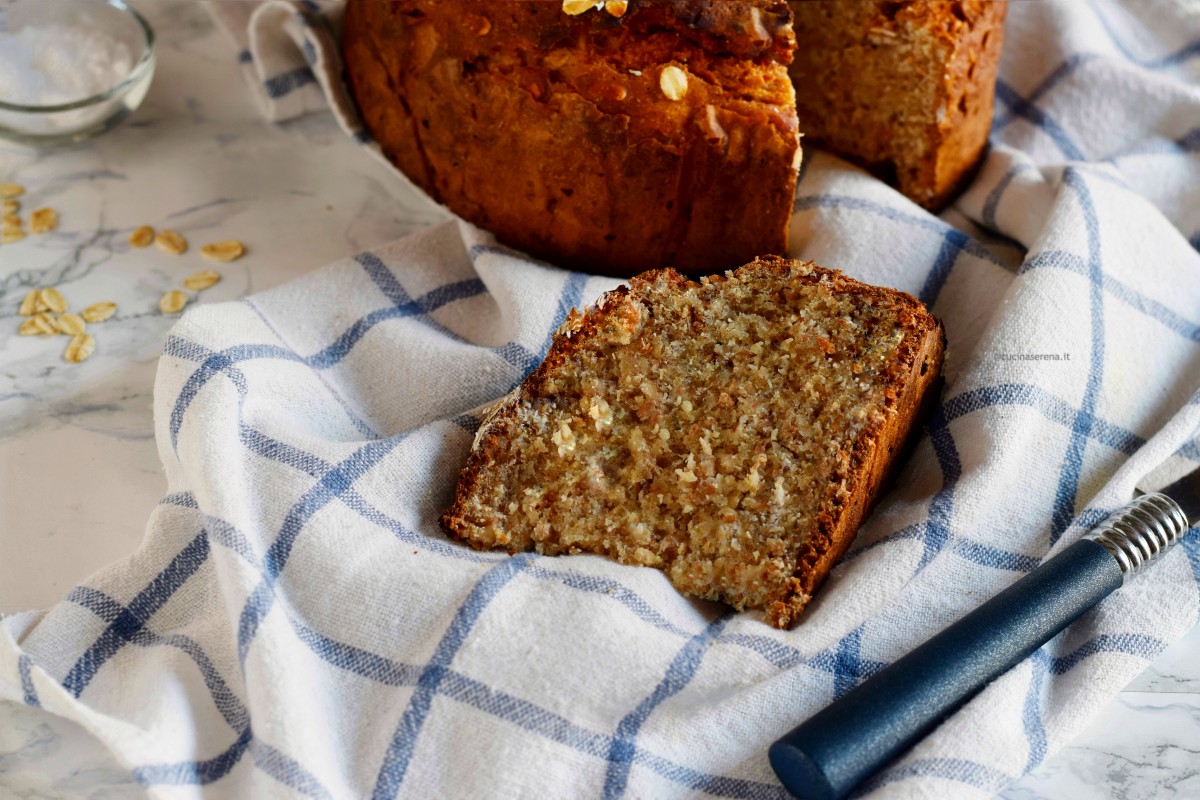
[0,24,133,106]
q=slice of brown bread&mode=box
[442,257,944,628]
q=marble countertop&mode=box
[1,3,1197,798]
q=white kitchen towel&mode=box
[208,0,346,123]
[4,1,1200,798]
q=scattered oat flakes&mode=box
[200,240,244,263]
[39,287,67,314]
[867,26,898,44]
[155,229,187,255]
[551,420,576,456]
[159,289,188,315]
[659,65,688,101]
[3,229,26,244]
[1,213,19,229]
[2,199,18,214]
[55,313,86,336]
[81,301,117,323]
[562,0,602,14]
[29,208,58,234]
[18,288,39,316]
[184,270,221,291]
[129,225,155,248]
[63,333,95,363]
[20,313,56,336]
[0,182,24,198]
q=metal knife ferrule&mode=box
[1085,493,1190,585]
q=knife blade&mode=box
[769,466,1197,800]
[1144,464,1200,522]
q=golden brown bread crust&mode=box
[788,0,1007,210]
[442,257,944,628]
[770,293,943,626]
[343,0,800,277]
[344,2,1006,272]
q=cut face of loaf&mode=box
[442,258,944,628]
[788,0,1007,209]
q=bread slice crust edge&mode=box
[442,257,945,628]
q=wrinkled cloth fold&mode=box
[4,1,1200,798]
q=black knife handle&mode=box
[768,539,1120,800]
[769,493,1189,800]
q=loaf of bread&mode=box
[788,1,1007,209]
[343,0,801,277]
[442,257,944,628]
[343,1,1006,276]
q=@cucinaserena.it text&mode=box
[988,352,1072,361]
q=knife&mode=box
[769,466,1198,800]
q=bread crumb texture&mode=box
[788,0,1007,209]
[443,257,942,627]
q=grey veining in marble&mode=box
[0,701,141,799]
[1001,692,1200,800]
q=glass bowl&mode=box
[0,0,156,146]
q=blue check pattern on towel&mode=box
[4,1,1200,797]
